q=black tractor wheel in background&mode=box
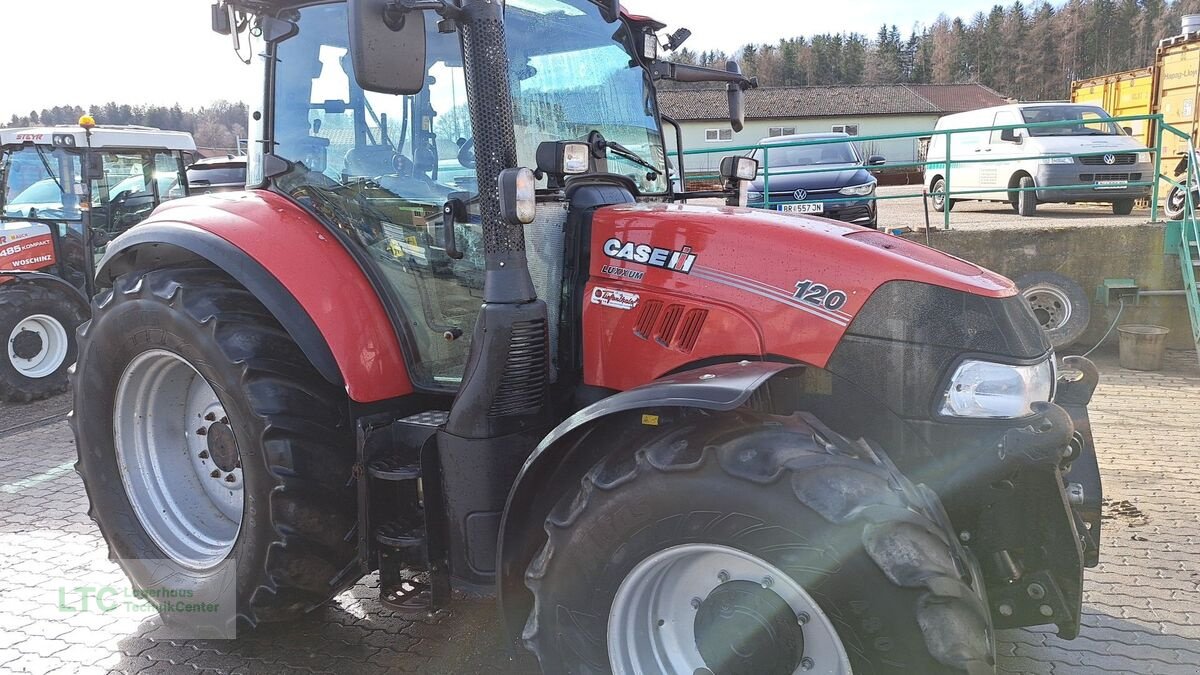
[1015,271,1091,350]
[931,178,954,213]
[0,284,87,402]
[1112,199,1135,216]
[523,413,995,674]
[1017,176,1037,217]
[72,267,360,627]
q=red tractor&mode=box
[73,1,1103,673]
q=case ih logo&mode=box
[590,287,639,310]
[603,238,697,274]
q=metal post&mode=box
[1152,120,1164,223]
[943,130,952,230]
[762,147,770,210]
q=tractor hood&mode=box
[582,202,1031,391]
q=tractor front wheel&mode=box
[0,284,86,402]
[523,413,995,674]
[72,267,360,627]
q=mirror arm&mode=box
[651,61,758,90]
[390,0,462,21]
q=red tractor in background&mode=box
[72,1,1103,673]
[0,122,195,401]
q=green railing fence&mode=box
[674,112,1200,356]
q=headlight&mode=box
[747,191,764,203]
[839,181,876,197]
[940,358,1055,419]
[1038,156,1074,165]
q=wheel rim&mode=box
[932,180,945,207]
[7,314,68,379]
[1022,284,1072,331]
[608,544,851,675]
[1167,188,1186,216]
[113,349,243,570]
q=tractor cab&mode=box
[0,121,196,288]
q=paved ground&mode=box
[0,348,1198,674]
[875,184,1157,231]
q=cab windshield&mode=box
[1,147,83,220]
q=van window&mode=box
[990,111,1022,144]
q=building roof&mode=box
[658,83,1009,121]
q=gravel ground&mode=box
[874,184,1156,231]
[0,349,1198,673]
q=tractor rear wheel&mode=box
[523,413,995,674]
[72,267,360,627]
[0,284,86,402]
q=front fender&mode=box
[96,191,412,402]
[496,359,801,642]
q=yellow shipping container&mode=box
[1154,34,1200,160]
[1070,67,1155,148]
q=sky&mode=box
[1,0,1012,120]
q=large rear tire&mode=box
[522,412,995,674]
[0,284,86,402]
[72,267,361,627]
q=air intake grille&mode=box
[634,300,664,338]
[488,319,547,417]
[676,309,709,353]
[633,302,708,353]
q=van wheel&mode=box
[931,178,954,213]
[1112,199,1135,216]
[1017,177,1037,216]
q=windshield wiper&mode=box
[600,140,661,180]
[34,147,65,192]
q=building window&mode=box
[832,124,859,136]
[705,128,733,142]
[768,127,796,137]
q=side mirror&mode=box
[726,61,747,133]
[211,3,231,35]
[348,0,427,95]
[999,128,1022,143]
[720,156,758,182]
[867,155,886,166]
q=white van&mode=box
[924,103,1153,216]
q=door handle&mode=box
[442,197,466,260]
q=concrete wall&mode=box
[902,223,1195,351]
[668,114,940,175]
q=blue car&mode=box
[746,132,884,228]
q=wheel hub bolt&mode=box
[690,597,702,610]
[224,474,237,483]
[204,412,217,421]
[1027,583,1046,599]
[198,450,209,459]
[717,570,730,583]
[210,469,221,478]
[761,576,773,589]
[797,611,810,626]
[1039,604,1054,617]
[196,427,207,436]
[998,603,1014,617]
[801,657,814,670]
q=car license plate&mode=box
[780,203,824,214]
[1094,180,1127,190]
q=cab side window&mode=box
[990,112,1022,144]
